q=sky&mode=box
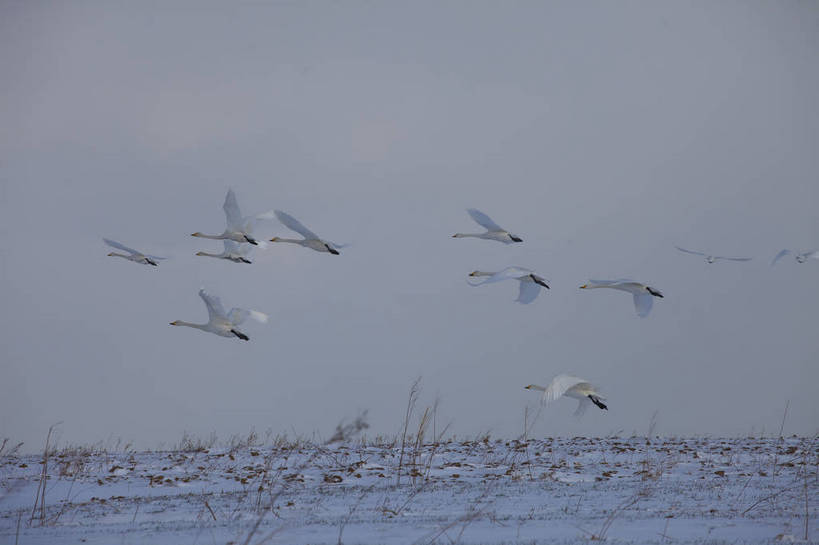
[1,1,818,452]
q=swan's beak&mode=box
[524,385,532,390]
[107,252,114,256]
[195,252,204,256]
[269,237,278,242]
[169,321,177,326]
[191,232,200,237]
[468,271,478,276]
[580,284,587,289]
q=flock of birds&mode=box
[105,189,817,416]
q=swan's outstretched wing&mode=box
[104,238,140,255]
[804,250,819,260]
[541,375,587,403]
[275,210,320,240]
[675,246,706,256]
[573,397,591,417]
[516,281,542,304]
[467,208,503,231]
[223,189,244,230]
[228,308,268,325]
[771,249,790,266]
[633,292,654,317]
[198,289,228,322]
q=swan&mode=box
[452,208,522,244]
[468,267,549,304]
[269,210,341,254]
[771,249,819,265]
[675,245,752,264]
[170,289,268,341]
[196,240,253,264]
[104,238,166,266]
[579,279,663,317]
[525,374,608,416]
[191,189,273,246]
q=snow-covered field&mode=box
[1,436,815,544]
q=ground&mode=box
[1,436,816,544]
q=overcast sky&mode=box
[1,1,817,452]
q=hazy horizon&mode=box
[1,1,818,453]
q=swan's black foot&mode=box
[146,259,158,266]
[244,236,258,245]
[510,235,523,242]
[647,287,663,298]
[240,258,252,264]
[231,329,249,341]
[588,395,608,410]
[326,245,340,255]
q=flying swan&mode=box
[452,208,522,244]
[192,189,273,246]
[269,210,342,254]
[104,238,166,267]
[525,374,608,416]
[580,279,664,317]
[674,245,752,264]
[468,267,549,304]
[771,249,819,266]
[170,289,268,341]
[196,240,253,264]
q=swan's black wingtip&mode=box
[231,329,250,341]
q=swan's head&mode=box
[579,284,588,289]
[468,271,480,277]
[170,321,181,326]
[107,252,115,256]
[706,256,716,263]
[524,384,537,390]
[195,251,205,256]
[269,237,279,242]
[191,232,202,237]
[452,233,462,238]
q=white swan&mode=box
[468,267,549,304]
[675,245,752,264]
[170,289,268,341]
[104,238,166,267]
[196,240,253,264]
[525,374,608,416]
[269,210,341,254]
[192,189,273,246]
[452,208,522,244]
[579,279,663,317]
[771,249,819,265]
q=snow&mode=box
[1,437,815,544]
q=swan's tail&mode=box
[588,395,608,410]
[231,329,250,341]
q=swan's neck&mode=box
[270,237,305,244]
[173,321,208,330]
[453,232,481,238]
[471,271,494,277]
[108,252,131,259]
[196,251,223,258]
[191,232,225,240]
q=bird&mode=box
[104,238,166,267]
[170,289,268,341]
[579,279,664,317]
[674,245,752,264]
[524,374,608,416]
[468,267,550,304]
[771,249,819,266]
[452,208,522,244]
[269,210,342,254]
[191,189,273,246]
[196,240,253,264]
